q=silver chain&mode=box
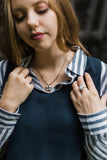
[36,56,67,91]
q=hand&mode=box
[0,67,34,113]
[70,72,107,114]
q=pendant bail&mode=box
[46,85,52,91]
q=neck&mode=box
[31,46,67,70]
[30,46,75,92]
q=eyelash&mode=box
[15,16,25,23]
[14,8,49,23]
[37,8,49,14]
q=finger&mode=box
[29,84,34,91]
[101,94,107,107]
[84,72,97,92]
[70,90,76,102]
[77,76,87,88]
[19,68,29,78]
[11,67,24,74]
[72,81,81,96]
[25,76,32,83]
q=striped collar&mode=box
[66,48,87,78]
[21,48,87,79]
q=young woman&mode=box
[0,0,107,159]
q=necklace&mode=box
[36,56,67,92]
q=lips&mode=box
[30,32,45,40]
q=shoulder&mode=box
[86,56,107,77]
[86,56,106,95]
[100,61,107,96]
[0,59,8,87]
[86,56,101,68]
[86,56,107,95]
[101,61,107,74]
[86,56,102,77]
[0,59,8,74]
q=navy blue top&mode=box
[3,56,101,160]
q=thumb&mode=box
[101,94,107,106]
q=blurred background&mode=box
[0,0,107,63]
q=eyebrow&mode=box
[12,8,25,13]
[33,0,48,6]
[12,0,48,12]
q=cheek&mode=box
[15,24,27,39]
[46,10,58,32]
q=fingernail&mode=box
[85,72,89,76]
[78,76,83,80]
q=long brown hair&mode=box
[3,0,33,65]
[3,0,89,65]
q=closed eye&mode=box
[37,8,49,14]
[14,16,26,23]
[13,8,49,23]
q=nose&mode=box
[27,11,39,29]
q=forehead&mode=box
[11,0,49,9]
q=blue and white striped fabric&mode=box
[0,48,107,160]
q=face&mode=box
[11,0,58,52]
